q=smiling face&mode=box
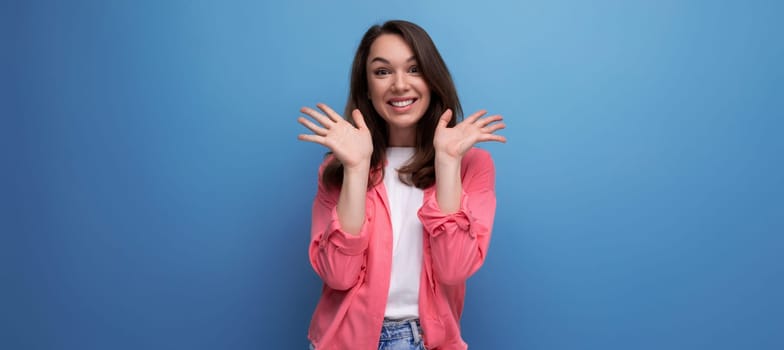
[366,34,431,146]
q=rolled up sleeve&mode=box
[308,160,370,291]
[418,149,496,285]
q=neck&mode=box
[388,127,416,147]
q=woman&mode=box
[297,20,506,350]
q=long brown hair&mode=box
[322,20,463,189]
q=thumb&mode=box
[438,109,453,128]
[351,109,367,129]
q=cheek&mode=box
[414,79,431,97]
[367,85,385,114]
[368,81,388,102]
[368,77,385,93]
[418,86,431,106]
[371,98,385,113]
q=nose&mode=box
[391,72,409,92]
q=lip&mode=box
[388,96,417,103]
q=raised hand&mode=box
[433,109,506,159]
[297,103,373,170]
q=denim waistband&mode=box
[380,318,423,343]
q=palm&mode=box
[434,109,506,158]
[434,123,477,158]
[297,104,373,169]
[325,117,372,168]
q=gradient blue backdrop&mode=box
[5,0,783,349]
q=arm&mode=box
[423,109,505,285]
[419,149,496,285]
[309,157,371,290]
[297,104,374,290]
[337,160,370,235]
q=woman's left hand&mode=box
[433,109,507,159]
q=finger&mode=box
[465,109,487,124]
[316,103,343,123]
[477,134,507,144]
[351,109,367,129]
[301,107,334,127]
[437,109,453,128]
[298,116,328,136]
[297,134,328,146]
[476,115,503,128]
[481,122,506,134]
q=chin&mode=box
[383,111,425,127]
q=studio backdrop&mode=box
[5,0,782,349]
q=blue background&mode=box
[5,0,783,349]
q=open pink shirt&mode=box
[307,148,496,350]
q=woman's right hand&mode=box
[297,103,373,170]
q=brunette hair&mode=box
[321,20,463,189]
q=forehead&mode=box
[367,34,415,63]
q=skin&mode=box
[298,34,506,235]
[366,34,432,147]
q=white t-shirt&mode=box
[382,147,424,320]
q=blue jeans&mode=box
[378,318,426,350]
[309,318,426,350]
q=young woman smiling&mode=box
[297,20,506,350]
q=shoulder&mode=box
[317,154,337,177]
[462,147,494,170]
[459,148,496,188]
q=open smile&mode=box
[387,97,418,111]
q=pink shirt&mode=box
[307,148,496,350]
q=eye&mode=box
[408,65,420,74]
[374,68,391,76]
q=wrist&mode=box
[435,151,462,166]
[344,160,371,175]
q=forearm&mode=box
[422,149,497,284]
[336,161,370,235]
[419,189,495,285]
[435,152,462,214]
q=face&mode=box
[366,34,431,144]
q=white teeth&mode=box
[390,99,414,107]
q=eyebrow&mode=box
[369,56,416,64]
